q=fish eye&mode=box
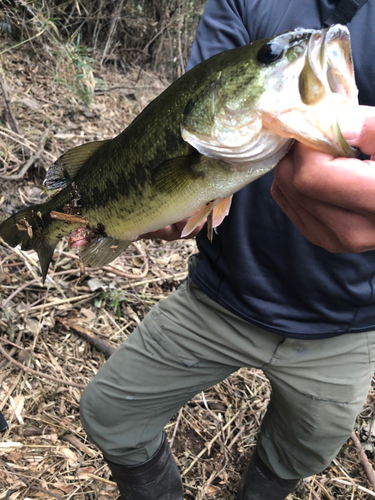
[257,42,283,64]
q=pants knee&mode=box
[80,380,103,447]
[80,379,161,464]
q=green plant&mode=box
[95,290,127,319]
[64,36,97,105]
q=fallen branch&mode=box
[55,317,115,359]
[351,430,375,488]
[0,343,86,389]
[62,433,97,458]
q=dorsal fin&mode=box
[45,140,108,190]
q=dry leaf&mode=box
[206,485,220,495]
[59,446,79,465]
[80,307,97,321]
[19,96,40,110]
[78,466,96,479]
[52,482,74,493]
[87,278,106,291]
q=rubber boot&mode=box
[105,433,184,500]
[237,447,300,500]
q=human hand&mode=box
[138,218,205,241]
[271,106,375,253]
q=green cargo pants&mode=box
[80,265,375,480]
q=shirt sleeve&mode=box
[186,0,251,70]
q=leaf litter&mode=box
[0,39,375,500]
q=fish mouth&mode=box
[263,24,359,158]
[293,24,359,157]
[325,25,357,100]
[299,25,356,106]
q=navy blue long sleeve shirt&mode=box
[187,0,375,338]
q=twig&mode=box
[312,476,333,500]
[101,0,125,64]
[0,28,47,56]
[0,125,55,160]
[86,473,116,485]
[4,489,17,500]
[121,272,187,289]
[55,317,115,359]
[0,127,49,180]
[351,430,375,487]
[0,369,23,412]
[182,412,239,476]
[0,331,23,371]
[62,434,96,458]
[2,279,39,307]
[330,478,375,497]
[1,459,64,500]
[0,152,39,180]
[0,75,21,135]
[50,211,88,224]
[227,425,245,451]
[170,407,183,449]
[0,343,86,389]
[17,292,95,314]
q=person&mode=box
[79,1,375,499]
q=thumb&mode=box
[336,104,364,142]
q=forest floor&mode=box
[1,41,375,500]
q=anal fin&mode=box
[79,235,132,268]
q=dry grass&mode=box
[0,0,205,81]
[0,26,375,500]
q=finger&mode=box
[342,105,375,155]
[138,220,205,241]
[271,181,342,251]
[138,225,182,241]
[283,143,375,212]
[272,178,375,252]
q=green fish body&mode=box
[0,25,358,281]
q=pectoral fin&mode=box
[152,150,203,193]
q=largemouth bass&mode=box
[0,25,358,282]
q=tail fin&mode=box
[0,205,58,283]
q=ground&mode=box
[1,44,375,500]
